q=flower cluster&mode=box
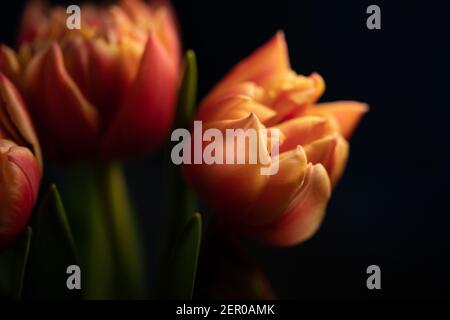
[0,0,367,258]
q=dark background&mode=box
[1,0,449,299]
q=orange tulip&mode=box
[184,32,367,246]
[1,0,180,161]
[0,73,42,252]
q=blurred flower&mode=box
[0,73,42,252]
[184,32,367,246]
[1,0,180,161]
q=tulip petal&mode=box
[304,134,338,171]
[274,116,331,153]
[101,32,179,158]
[328,135,349,187]
[248,163,331,246]
[303,134,349,187]
[202,32,290,107]
[17,0,48,46]
[203,113,271,166]
[0,140,40,252]
[24,43,99,160]
[0,73,42,169]
[246,146,308,225]
[148,3,180,67]
[183,114,270,223]
[0,45,20,83]
[62,38,91,103]
[268,72,326,122]
[218,82,265,101]
[199,95,276,123]
[87,39,139,126]
[118,0,180,71]
[304,101,368,139]
[198,82,267,121]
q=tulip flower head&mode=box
[1,0,180,161]
[0,73,42,252]
[184,32,367,247]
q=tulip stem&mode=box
[94,162,145,299]
[63,163,145,299]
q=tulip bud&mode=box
[3,0,181,161]
[0,73,41,252]
[184,32,367,246]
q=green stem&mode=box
[63,162,145,299]
[95,162,145,299]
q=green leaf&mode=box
[175,50,198,129]
[163,212,202,299]
[22,184,80,299]
[159,50,199,281]
[170,49,199,233]
[164,159,198,248]
[0,227,32,299]
[157,50,200,298]
[10,227,32,299]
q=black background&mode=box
[1,0,449,299]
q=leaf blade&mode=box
[11,227,32,299]
[22,184,80,299]
[175,50,198,129]
[163,212,202,299]
[0,227,32,299]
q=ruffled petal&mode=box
[183,114,271,223]
[274,116,331,153]
[247,163,331,246]
[199,95,277,123]
[245,146,308,225]
[304,101,368,139]
[201,32,290,108]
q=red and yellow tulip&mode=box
[0,73,41,252]
[184,32,367,246]
[1,0,180,161]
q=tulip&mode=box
[184,32,367,246]
[0,73,42,252]
[2,0,180,161]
